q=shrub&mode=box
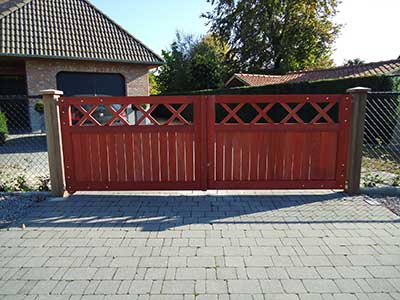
[0,111,8,145]
[0,111,8,134]
[0,164,49,192]
[0,164,33,192]
[34,101,45,113]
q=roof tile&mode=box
[0,0,163,65]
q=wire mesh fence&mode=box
[0,96,50,192]
[362,91,400,189]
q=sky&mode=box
[91,0,400,66]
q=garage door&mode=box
[56,72,125,96]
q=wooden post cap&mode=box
[40,89,64,96]
[346,87,371,94]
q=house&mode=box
[0,0,163,133]
[225,59,400,88]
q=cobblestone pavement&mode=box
[0,191,400,300]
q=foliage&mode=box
[0,111,8,135]
[362,172,385,187]
[0,164,33,192]
[149,72,161,95]
[343,58,365,66]
[0,164,50,192]
[204,0,341,73]
[34,101,44,113]
[36,176,50,191]
[362,156,400,176]
[393,175,400,187]
[155,32,233,94]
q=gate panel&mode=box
[59,94,351,192]
[207,94,351,189]
[59,96,202,192]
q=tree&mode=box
[155,32,233,94]
[203,0,341,73]
[149,72,161,95]
[343,58,365,66]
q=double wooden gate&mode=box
[59,94,351,193]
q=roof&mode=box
[0,0,164,65]
[226,59,400,87]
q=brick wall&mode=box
[25,58,151,132]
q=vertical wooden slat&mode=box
[98,133,109,183]
[185,132,194,182]
[282,133,294,181]
[107,134,118,182]
[168,131,177,182]
[151,131,160,182]
[268,132,279,180]
[177,132,186,182]
[89,134,101,182]
[320,131,338,180]
[310,132,322,180]
[134,132,143,182]
[258,132,268,181]
[232,131,241,181]
[292,133,305,180]
[159,132,169,182]
[115,134,127,182]
[142,132,151,181]
[224,131,233,181]
[125,132,135,182]
[250,132,259,181]
[80,134,91,183]
[241,132,250,181]
[216,131,224,181]
[72,133,83,182]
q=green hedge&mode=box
[169,75,395,95]
[0,112,7,134]
[0,111,8,145]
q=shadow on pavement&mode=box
[13,191,400,231]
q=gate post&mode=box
[346,87,371,194]
[40,89,65,197]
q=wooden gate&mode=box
[206,95,351,190]
[59,94,351,193]
[59,96,204,193]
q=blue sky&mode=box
[91,0,400,66]
[91,0,211,56]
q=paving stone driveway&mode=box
[1,191,400,300]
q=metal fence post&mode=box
[346,87,371,194]
[40,89,65,197]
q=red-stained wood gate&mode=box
[58,94,351,193]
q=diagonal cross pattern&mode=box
[74,104,101,127]
[164,104,191,125]
[250,103,274,124]
[133,103,161,125]
[220,103,245,124]
[104,104,130,126]
[280,103,305,124]
[310,102,335,124]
